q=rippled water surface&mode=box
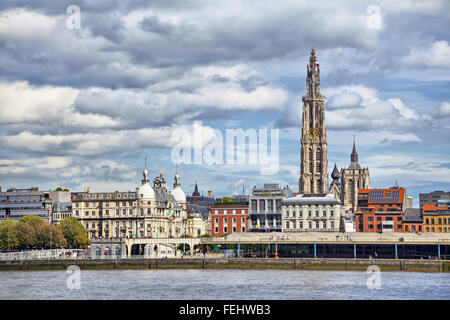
[0,269,449,300]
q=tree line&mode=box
[0,216,89,250]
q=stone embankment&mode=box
[0,258,448,272]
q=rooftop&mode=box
[283,193,341,204]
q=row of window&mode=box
[285,220,335,229]
[425,217,450,225]
[426,227,449,232]
[76,208,146,216]
[285,210,334,218]
[214,217,246,224]
[365,224,402,230]
[83,193,136,200]
[366,216,402,222]
[214,226,246,233]
[75,201,135,208]
[250,199,282,211]
[213,209,246,215]
[404,225,422,232]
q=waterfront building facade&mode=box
[0,187,70,224]
[355,187,406,232]
[73,169,187,239]
[423,200,450,233]
[248,183,292,232]
[186,202,208,237]
[281,194,344,232]
[402,208,423,233]
[210,203,248,236]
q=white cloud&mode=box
[0,81,119,128]
[401,40,450,68]
[324,85,425,130]
[433,102,450,118]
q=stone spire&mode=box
[351,136,358,164]
[192,180,200,197]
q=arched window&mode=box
[309,148,313,173]
[316,149,322,172]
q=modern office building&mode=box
[281,193,344,232]
[248,183,292,232]
[0,187,71,224]
[419,191,450,209]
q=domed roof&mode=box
[138,182,155,200]
[171,186,186,204]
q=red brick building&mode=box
[355,188,406,232]
[210,203,248,236]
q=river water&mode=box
[0,269,448,300]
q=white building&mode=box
[281,193,344,232]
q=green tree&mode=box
[15,222,36,249]
[36,223,66,248]
[19,215,43,231]
[222,197,232,203]
[57,217,89,248]
[0,220,18,250]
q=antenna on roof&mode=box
[145,155,149,170]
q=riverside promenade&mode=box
[1,232,449,272]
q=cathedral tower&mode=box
[299,48,329,194]
[340,138,371,212]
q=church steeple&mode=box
[299,47,328,195]
[351,137,358,163]
[192,180,200,197]
[306,47,321,97]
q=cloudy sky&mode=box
[0,0,449,205]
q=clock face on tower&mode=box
[307,127,320,140]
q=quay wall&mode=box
[0,258,448,272]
